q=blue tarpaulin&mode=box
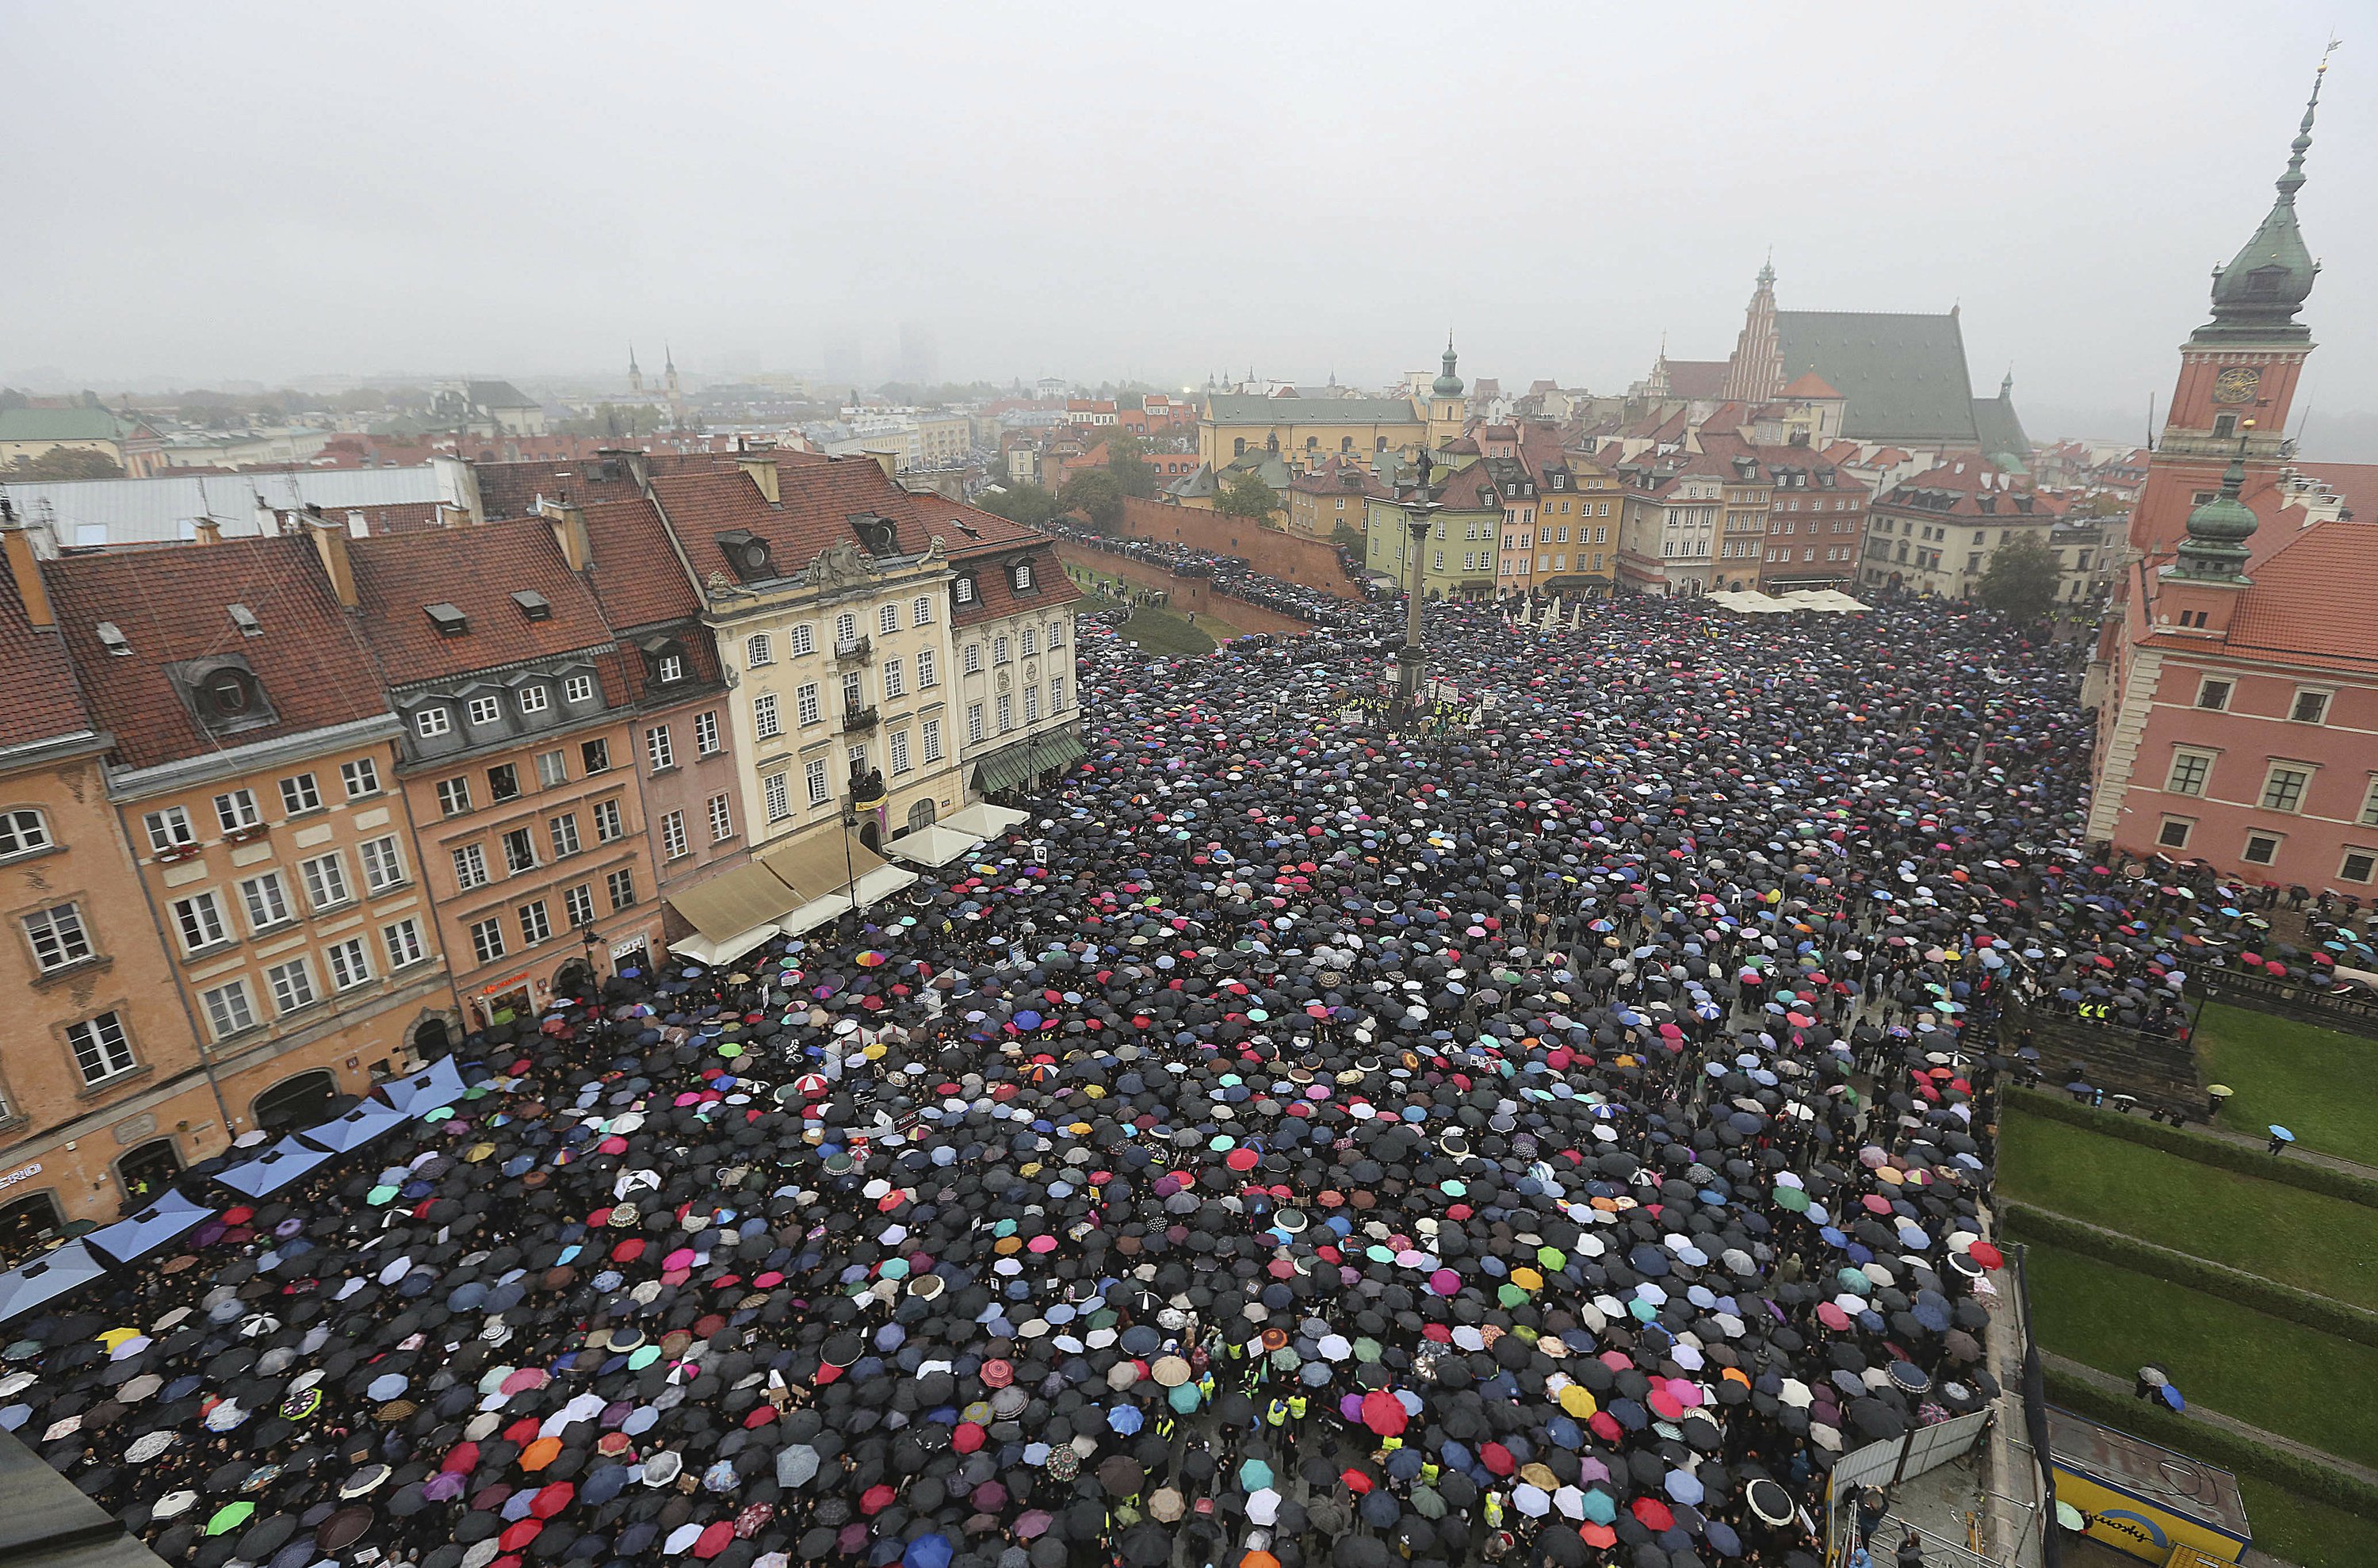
[296,1102,409,1155]
[0,1242,110,1325]
[84,1190,214,1264]
[215,1138,335,1197]
[375,1056,467,1118]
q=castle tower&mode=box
[1427,334,1466,449]
[2126,51,2330,567]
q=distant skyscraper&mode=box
[898,323,938,388]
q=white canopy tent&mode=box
[885,823,987,868]
[944,801,1029,839]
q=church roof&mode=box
[1971,394,2032,471]
[1776,311,1982,445]
[1661,361,1730,400]
[1203,394,1420,426]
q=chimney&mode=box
[438,503,472,530]
[868,451,897,482]
[192,518,224,546]
[737,453,780,505]
[0,503,54,630]
[541,497,594,572]
[310,518,358,609]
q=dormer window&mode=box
[173,657,274,736]
[467,695,503,727]
[228,604,262,637]
[717,530,772,581]
[954,576,977,606]
[1012,562,1034,592]
[511,591,552,621]
[641,637,687,686]
[426,603,469,637]
[848,514,900,556]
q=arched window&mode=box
[0,1191,64,1254]
[252,1069,338,1133]
[1233,438,1246,457]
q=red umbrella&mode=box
[1631,1497,1673,1531]
[694,1521,735,1558]
[530,1483,573,1519]
[499,1520,544,1553]
[1359,1390,1408,1437]
[861,1485,897,1515]
[1967,1241,2005,1269]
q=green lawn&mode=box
[2196,1002,2378,1167]
[1065,566,1239,656]
[2235,1474,2378,1568]
[2024,1238,2378,1470]
[2000,1111,2378,1305]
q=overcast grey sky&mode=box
[5,1,2368,441]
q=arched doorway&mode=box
[552,957,596,1001]
[905,798,937,834]
[0,1191,63,1256]
[413,1018,451,1056]
[252,1069,338,1134]
[116,1138,182,1206]
[859,819,882,854]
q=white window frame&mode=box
[564,674,597,704]
[536,750,568,788]
[144,806,196,854]
[2195,675,2233,712]
[414,706,453,739]
[518,683,550,715]
[518,899,552,946]
[917,648,937,688]
[789,624,815,656]
[325,936,372,991]
[383,917,426,971]
[278,772,322,816]
[549,812,581,859]
[922,717,942,763]
[214,789,261,834]
[360,835,406,893]
[453,843,490,890]
[593,799,624,843]
[889,729,911,774]
[694,711,721,755]
[2165,748,2215,797]
[879,602,900,637]
[912,595,933,626]
[797,683,821,726]
[341,758,381,798]
[469,917,507,964]
[660,810,690,859]
[467,695,503,728]
[754,694,781,740]
[239,871,293,933]
[764,773,790,822]
[0,808,51,859]
[171,890,227,953]
[201,979,257,1039]
[2289,687,2332,725]
[745,633,774,667]
[2260,762,2313,814]
[299,851,352,912]
[805,759,830,805]
[645,725,675,771]
[708,794,733,843]
[265,956,317,1015]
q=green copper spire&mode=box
[2201,48,2334,341]
[2172,437,2258,581]
[1432,334,1463,397]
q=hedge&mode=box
[2043,1368,2378,1520]
[2005,1087,2378,1210]
[1997,1202,2378,1349]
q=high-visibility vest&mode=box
[1265,1398,1289,1426]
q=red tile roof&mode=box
[2226,519,2378,671]
[0,555,94,751]
[1781,371,1844,400]
[2291,461,2378,525]
[347,519,616,683]
[649,458,941,585]
[1876,459,2063,522]
[48,537,390,772]
[952,552,1082,629]
[579,498,702,629]
[1662,361,1730,400]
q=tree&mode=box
[6,449,124,481]
[1103,430,1159,499]
[1975,532,2063,622]
[1218,470,1281,522]
[976,482,1058,530]
[1059,469,1126,534]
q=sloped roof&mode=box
[0,555,94,751]
[1661,361,1730,400]
[1876,459,2062,521]
[650,458,937,586]
[579,497,702,629]
[1971,394,2032,468]
[1776,311,1983,444]
[2226,519,2378,670]
[2291,461,2378,523]
[1203,395,1420,426]
[347,519,615,683]
[468,381,537,410]
[48,537,389,771]
[0,407,136,443]
[1780,371,1843,400]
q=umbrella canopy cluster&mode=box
[0,587,2105,1568]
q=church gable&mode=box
[1774,309,1983,446]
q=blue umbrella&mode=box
[2269,1126,2296,1143]
[2160,1384,2185,1411]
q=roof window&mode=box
[511,590,552,621]
[426,603,470,637]
[96,621,132,657]
[227,603,262,637]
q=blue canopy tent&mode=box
[296,1102,408,1155]
[0,1242,109,1325]
[214,1138,335,1198]
[83,1191,214,1265]
[374,1056,467,1119]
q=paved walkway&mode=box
[2039,1352,2378,1492]
[2176,1116,2378,1185]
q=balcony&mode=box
[841,706,879,732]
[835,634,873,665]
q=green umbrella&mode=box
[207,1501,255,1536]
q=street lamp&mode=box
[577,922,608,1052]
[1395,449,1443,713]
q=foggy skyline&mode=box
[5,2,2369,442]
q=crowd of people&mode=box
[0,579,2342,1568]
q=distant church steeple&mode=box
[1719,258,1784,404]
[663,343,681,398]
[629,345,643,393]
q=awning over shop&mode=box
[663,860,800,943]
[759,828,889,903]
[214,1138,335,1197]
[885,823,984,867]
[0,1242,109,1325]
[852,864,919,908]
[779,895,852,936]
[375,1055,467,1118]
[944,801,1028,839]
[970,729,1088,795]
[669,924,780,967]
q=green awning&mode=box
[971,730,1085,795]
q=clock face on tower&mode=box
[2212,366,2261,405]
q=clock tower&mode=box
[2128,52,2330,565]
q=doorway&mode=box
[252,1069,338,1133]
[116,1138,183,1207]
[0,1191,63,1256]
[478,981,533,1027]
[859,820,882,855]
[413,1018,451,1056]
